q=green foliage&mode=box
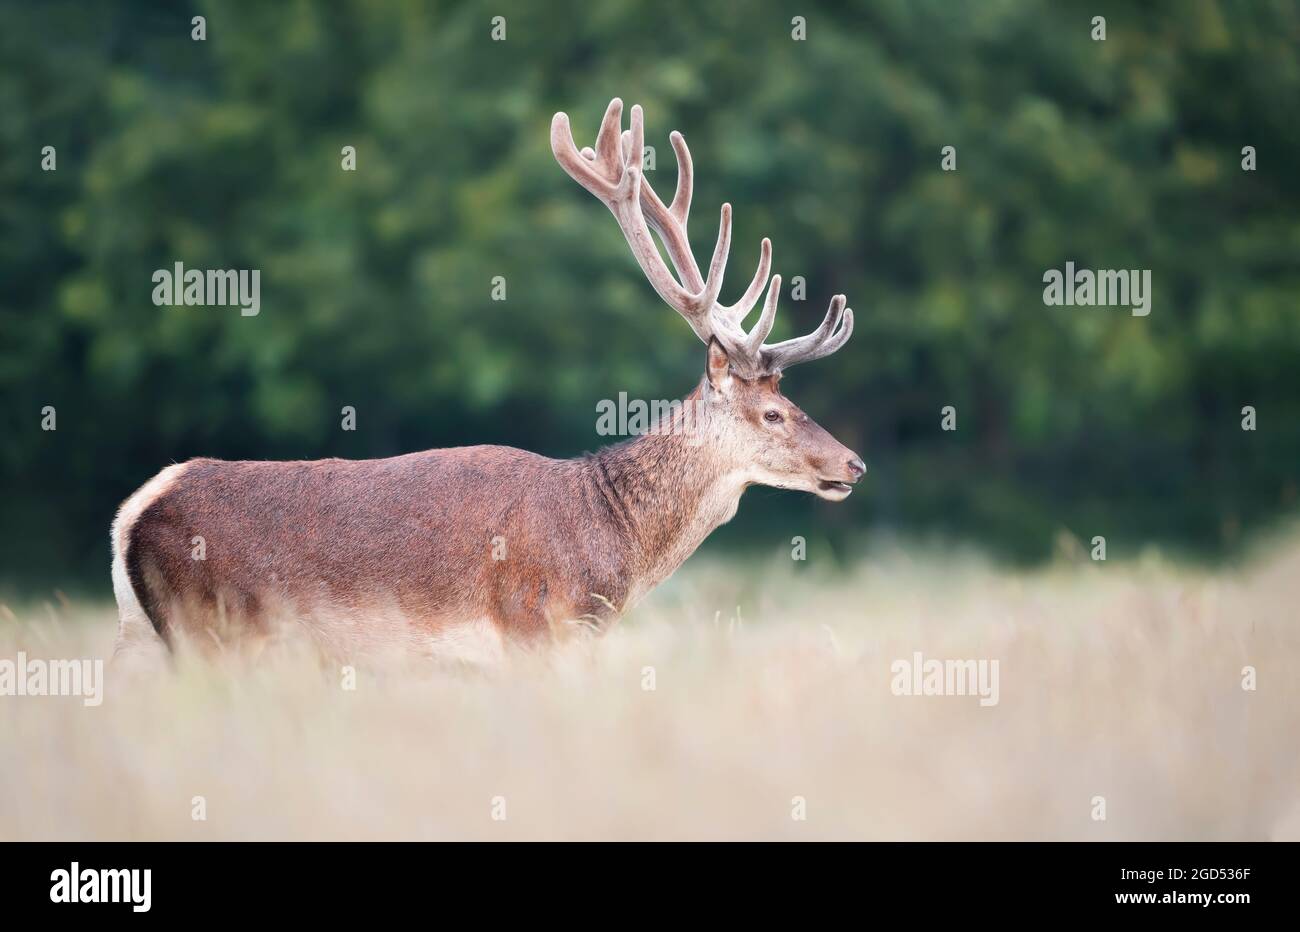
[2,0,1298,588]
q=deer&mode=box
[110,98,863,668]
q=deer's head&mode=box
[699,339,864,500]
[554,98,864,501]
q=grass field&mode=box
[2,537,1297,840]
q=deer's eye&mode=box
[763,410,782,423]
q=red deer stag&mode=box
[111,98,863,666]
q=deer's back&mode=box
[115,448,630,655]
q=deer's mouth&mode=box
[816,479,854,498]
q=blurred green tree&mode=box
[1,0,1297,590]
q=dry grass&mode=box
[2,538,1298,841]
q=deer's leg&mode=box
[495,575,623,643]
[110,548,170,676]
[421,614,509,667]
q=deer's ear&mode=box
[705,338,732,390]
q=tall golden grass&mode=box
[2,537,1297,840]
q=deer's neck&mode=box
[587,386,745,600]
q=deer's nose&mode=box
[847,457,866,481]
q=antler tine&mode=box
[746,274,782,353]
[666,131,693,226]
[760,295,854,372]
[551,100,618,197]
[553,100,706,332]
[801,305,855,362]
[620,112,770,338]
[768,294,846,355]
[629,103,730,319]
[700,204,731,312]
[627,125,769,325]
[712,273,782,378]
[717,237,772,326]
[554,99,733,342]
[624,127,704,292]
[593,97,624,176]
[617,110,787,366]
[555,98,854,377]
